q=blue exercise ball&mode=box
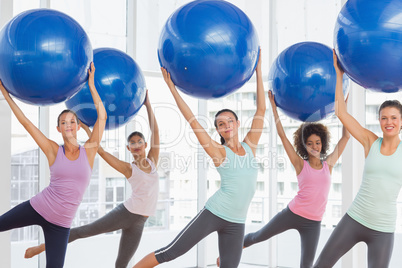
[65,48,146,130]
[269,42,349,122]
[0,9,92,105]
[158,0,259,99]
[334,0,402,93]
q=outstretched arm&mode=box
[269,90,304,174]
[81,123,132,178]
[144,90,160,166]
[161,68,224,165]
[333,50,376,156]
[83,62,107,167]
[0,81,59,165]
[326,125,350,173]
[244,49,267,156]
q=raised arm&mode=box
[0,81,59,165]
[333,50,376,156]
[83,62,107,167]
[244,49,267,155]
[269,90,304,174]
[81,123,132,178]
[144,91,160,166]
[161,68,224,164]
[326,125,350,173]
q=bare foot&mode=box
[25,244,45,258]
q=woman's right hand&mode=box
[88,62,95,87]
[144,89,150,107]
[268,90,277,111]
[161,67,176,89]
[332,49,344,76]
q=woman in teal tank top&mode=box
[133,49,265,268]
[313,51,402,268]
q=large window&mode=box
[9,0,402,267]
[10,101,39,267]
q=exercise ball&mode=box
[0,9,92,105]
[158,0,259,99]
[65,48,146,130]
[269,42,349,122]
[334,0,402,93]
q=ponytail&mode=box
[219,135,225,145]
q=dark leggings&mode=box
[154,208,245,268]
[0,200,70,268]
[314,213,394,268]
[244,206,321,268]
[69,203,147,268]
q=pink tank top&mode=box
[30,146,92,228]
[123,159,159,216]
[288,160,331,221]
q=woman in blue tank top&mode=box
[0,63,107,267]
[313,51,402,268]
[133,49,265,268]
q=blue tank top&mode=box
[205,142,258,223]
[347,138,402,232]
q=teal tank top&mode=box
[205,142,258,223]
[347,138,402,232]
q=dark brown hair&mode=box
[378,100,402,118]
[293,123,330,160]
[57,110,79,126]
[127,131,146,143]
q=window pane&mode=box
[10,100,40,268]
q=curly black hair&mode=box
[293,123,330,160]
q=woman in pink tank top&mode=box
[0,62,107,268]
[233,91,350,268]
[25,91,160,268]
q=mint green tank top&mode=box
[347,138,402,232]
[205,142,258,224]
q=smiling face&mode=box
[215,111,239,142]
[57,111,80,140]
[127,135,147,157]
[379,106,402,137]
[305,134,322,158]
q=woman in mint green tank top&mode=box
[313,51,402,268]
[133,49,265,268]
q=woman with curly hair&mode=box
[220,90,349,268]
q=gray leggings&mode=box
[154,208,245,268]
[314,213,394,268]
[244,206,321,268]
[69,203,147,268]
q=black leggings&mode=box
[154,208,245,268]
[244,206,321,268]
[314,213,394,268]
[0,200,70,268]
